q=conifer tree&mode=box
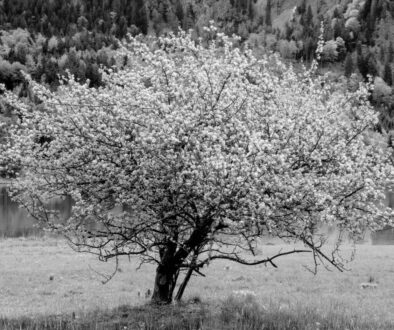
[383,61,393,86]
[134,0,148,34]
[366,53,378,77]
[388,42,394,63]
[175,0,184,23]
[305,5,313,26]
[344,52,354,78]
[117,15,128,39]
[265,0,272,27]
[380,46,385,62]
[332,7,340,19]
[276,0,282,15]
[333,20,343,39]
[248,0,254,19]
[297,0,306,14]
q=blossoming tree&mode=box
[2,25,394,304]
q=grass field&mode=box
[1,237,394,329]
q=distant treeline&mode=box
[0,0,148,38]
[0,0,393,127]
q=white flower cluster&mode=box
[1,26,393,269]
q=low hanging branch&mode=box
[198,249,312,269]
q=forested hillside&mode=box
[0,0,393,126]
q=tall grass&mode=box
[1,295,392,330]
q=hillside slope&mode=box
[0,0,393,128]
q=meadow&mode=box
[1,237,394,329]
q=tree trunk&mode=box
[174,252,198,301]
[151,264,178,304]
[174,266,193,301]
[150,226,206,304]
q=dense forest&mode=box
[0,0,393,126]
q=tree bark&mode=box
[174,252,198,301]
[174,266,193,301]
[151,224,208,304]
[151,241,179,304]
[151,264,178,304]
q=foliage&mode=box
[373,77,392,101]
[0,0,393,100]
[277,39,298,59]
[345,16,360,34]
[2,25,394,304]
[0,28,119,90]
[321,39,338,62]
[0,0,148,38]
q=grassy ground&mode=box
[1,237,394,329]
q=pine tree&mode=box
[117,15,128,39]
[303,37,315,61]
[300,13,305,26]
[248,0,254,19]
[333,20,343,39]
[111,0,121,14]
[332,7,340,19]
[388,42,394,63]
[344,53,354,78]
[265,0,272,27]
[383,61,393,86]
[184,4,195,30]
[175,0,184,23]
[357,45,368,78]
[161,1,170,23]
[297,0,306,14]
[366,53,378,77]
[276,0,281,15]
[380,46,385,62]
[365,16,374,45]
[323,19,334,40]
[360,0,372,21]
[134,0,148,34]
[305,5,313,26]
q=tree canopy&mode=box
[1,25,394,304]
